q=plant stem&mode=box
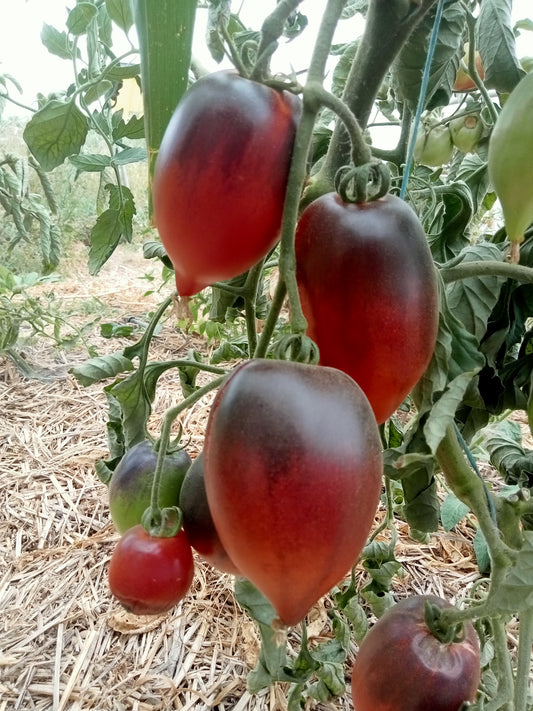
[149,374,226,519]
[253,277,287,358]
[307,0,440,200]
[464,10,498,125]
[436,425,514,578]
[275,0,348,336]
[514,608,533,711]
[242,259,266,356]
[440,261,533,285]
[251,0,303,81]
[482,616,515,711]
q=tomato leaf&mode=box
[426,182,473,263]
[483,419,533,488]
[88,185,136,274]
[441,491,470,531]
[489,532,533,611]
[392,1,466,112]
[40,23,80,60]
[112,112,145,141]
[69,154,112,172]
[67,2,98,36]
[476,0,526,93]
[105,0,134,33]
[445,243,506,342]
[23,100,89,171]
[69,352,134,386]
[109,371,151,449]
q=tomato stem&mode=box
[147,374,226,536]
[253,278,287,358]
[440,260,533,286]
[250,0,303,81]
[514,608,533,711]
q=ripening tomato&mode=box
[108,441,191,534]
[179,452,240,575]
[453,45,485,92]
[204,359,383,627]
[108,525,194,615]
[295,192,439,424]
[152,71,301,296]
[351,595,481,711]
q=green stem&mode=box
[250,0,303,81]
[436,425,514,579]
[482,616,515,711]
[242,259,266,356]
[277,0,348,335]
[149,374,226,522]
[464,11,498,125]
[440,260,533,285]
[514,608,533,711]
[307,0,440,200]
[254,277,287,359]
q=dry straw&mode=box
[0,247,502,710]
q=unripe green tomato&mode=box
[414,125,454,167]
[108,441,191,534]
[449,114,483,153]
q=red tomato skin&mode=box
[351,596,481,711]
[108,525,194,615]
[295,192,439,424]
[204,359,383,627]
[152,71,301,296]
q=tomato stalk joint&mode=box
[334,160,391,205]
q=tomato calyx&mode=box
[334,160,391,205]
[141,504,183,538]
[268,333,320,364]
[424,599,467,645]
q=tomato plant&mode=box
[295,192,439,424]
[108,440,191,534]
[108,524,194,615]
[152,70,301,296]
[351,595,481,711]
[414,123,454,166]
[203,358,383,626]
[179,452,239,575]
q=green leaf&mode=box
[23,100,89,171]
[103,63,141,81]
[483,419,533,488]
[67,2,98,35]
[88,184,136,273]
[473,527,491,574]
[113,146,147,166]
[427,182,473,264]
[441,491,470,531]
[109,370,151,449]
[40,23,79,60]
[476,0,526,93]
[392,1,466,111]
[112,112,144,141]
[489,531,533,610]
[142,238,173,268]
[69,153,112,172]
[100,322,136,339]
[445,243,505,342]
[70,353,134,386]
[83,79,114,105]
[105,0,134,33]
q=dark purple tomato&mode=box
[179,452,239,575]
[204,359,383,627]
[108,525,194,615]
[152,70,301,296]
[351,595,481,711]
[295,192,439,424]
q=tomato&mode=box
[488,71,533,254]
[351,595,481,711]
[108,525,194,615]
[108,440,191,534]
[449,114,483,154]
[414,124,454,167]
[152,71,301,296]
[179,452,240,575]
[453,46,485,92]
[204,359,383,627]
[295,192,439,424]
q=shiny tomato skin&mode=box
[179,452,240,575]
[351,595,481,711]
[108,441,191,534]
[295,192,439,424]
[152,71,301,296]
[204,359,383,627]
[108,525,194,615]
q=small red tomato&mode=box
[351,595,481,711]
[108,525,194,615]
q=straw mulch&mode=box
[0,245,497,710]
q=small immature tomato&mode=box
[108,525,194,615]
[351,595,481,711]
[449,114,483,153]
[414,124,454,167]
